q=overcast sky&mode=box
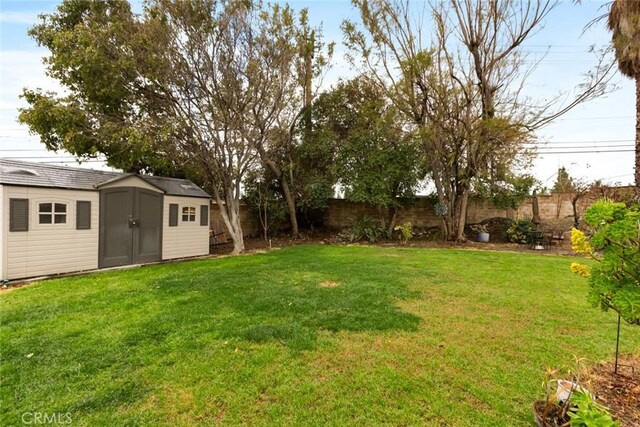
[0,0,635,188]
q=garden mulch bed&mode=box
[210,235,576,256]
[586,354,640,426]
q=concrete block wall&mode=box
[210,189,631,237]
[210,203,258,238]
[326,193,588,230]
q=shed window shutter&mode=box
[76,201,91,230]
[169,204,178,226]
[200,205,209,226]
[10,198,29,232]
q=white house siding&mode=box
[3,186,99,280]
[162,195,209,260]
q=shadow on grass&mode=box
[124,246,422,351]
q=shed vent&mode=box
[0,166,39,176]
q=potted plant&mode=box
[532,367,572,427]
[470,224,490,243]
[532,363,619,427]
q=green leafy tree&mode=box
[249,8,334,238]
[291,126,338,229]
[485,175,536,210]
[570,199,640,325]
[343,0,614,241]
[18,0,181,175]
[243,169,288,241]
[315,76,426,231]
[552,167,575,193]
[19,0,324,254]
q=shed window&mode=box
[39,203,67,224]
[169,204,178,226]
[9,198,29,232]
[200,205,209,226]
[76,201,91,230]
[182,206,196,222]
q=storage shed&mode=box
[0,159,211,281]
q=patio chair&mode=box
[525,230,546,250]
[209,225,229,245]
[550,230,565,248]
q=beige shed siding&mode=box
[0,185,5,279]
[3,186,99,280]
[162,196,209,260]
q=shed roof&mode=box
[0,159,210,199]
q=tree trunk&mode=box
[572,196,580,229]
[386,205,398,234]
[280,176,299,238]
[211,186,244,254]
[532,190,541,225]
[258,152,300,238]
[455,189,469,242]
[303,32,314,135]
[444,185,457,241]
[262,201,268,241]
[635,73,640,199]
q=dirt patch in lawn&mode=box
[319,281,340,288]
[585,354,640,426]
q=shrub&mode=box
[506,218,536,244]
[470,223,489,234]
[346,215,388,243]
[394,222,413,245]
[570,198,640,326]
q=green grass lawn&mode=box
[1,246,639,426]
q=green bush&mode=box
[346,215,388,243]
[394,222,413,245]
[506,219,536,244]
[570,199,640,325]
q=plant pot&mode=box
[532,400,570,427]
[556,379,589,403]
[477,232,490,243]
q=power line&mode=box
[533,139,634,144]
[1,156,101,160]
[0,136,39,138]
[527,144,634,149]
[0,149,50,152]
[536,149,634,155]
[555,116,633,121]
[38,161,105,164]
[599,173,634,180]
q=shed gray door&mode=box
[99,188,163,268]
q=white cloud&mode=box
[0,50,64,108]
[0,11,40,25]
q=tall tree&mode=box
[19,0,320,254]
[608,0,640,194]
[552,167,575,193]
[315,76,426,231]
[18,0,180,175]
[344,0,613,241]
[248,8,333,238]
